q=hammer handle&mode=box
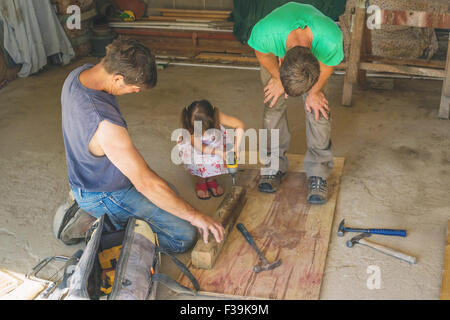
[367,229,407,237]
[359,238,417,264]
[236,223,266,262]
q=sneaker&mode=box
[258,171,286,193]
[307,176,328,204]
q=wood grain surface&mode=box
[178,154,345,299]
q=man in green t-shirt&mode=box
[247,1,344,204]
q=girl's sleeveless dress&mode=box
[177,125,229,178]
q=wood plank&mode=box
[366,56,445,70]
[162,12,229,18]
[342,0,366,106]
[195,53,258,64]
[439,38,450,119]
[441,221,450,300]
[178,154,345,300]
[359,62,446,78]
[155,8,232,16]
[142,16,224,23]
[381,10,450,29]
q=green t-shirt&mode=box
[247,2,344,66]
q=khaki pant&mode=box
[259,67,334,179]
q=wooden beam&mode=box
[359,62,446,78]
[381,10,450,29]
[439,37,450,119]
[342,0,366,106]
[191,186,247,270]
[366,55,445,70]
[112,28,237,40]
[195,53,258,64]
[154,8,232,16]
[441,221,450,299]
[142,16,225,22]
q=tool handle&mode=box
[359,238,417,264]
[236,223,263,257]
[368,229,407,237]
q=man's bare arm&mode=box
[310,62,334,95]
[255,50,286,107]
[94,120,225,243]
[305,62,335,120]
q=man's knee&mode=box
[168,223,197,253]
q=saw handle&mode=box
[368,229,407,237]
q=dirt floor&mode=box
[0,57,448,300]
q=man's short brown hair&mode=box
[280,46,320,97]
[103,37,157,89]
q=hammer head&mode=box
[337,219,346,237]
[253,259,282,273]
[346,232,371,248]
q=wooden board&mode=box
[179,154,345,300]
[441,221,450,300]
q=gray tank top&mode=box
[61,64,131,192]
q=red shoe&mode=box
[206,178,224,198]
[195,181,211,200]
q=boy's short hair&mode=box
[103,37,157,89]
[280,46,320,97]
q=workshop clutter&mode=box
[51,0,97,58]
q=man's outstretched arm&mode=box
[93,120,225,244]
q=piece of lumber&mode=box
[342,0,366,106]
[142,16,224,22]
[380,10,450,29]
[179,154,345,300]
[155,8,232,16]
[0,269,23,297]
[359,62,445,78]
[0,278,46,300]
[191,186,247,269]
[441,221,450,299]
[195,53,258,64]
[366,56,445,70]
[439,37,450,119]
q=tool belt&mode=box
[51,215,200,300]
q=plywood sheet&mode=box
[179,154,345,300]
[441,221,450,300]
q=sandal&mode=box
[195,181,211,200]
[206,178,224,198]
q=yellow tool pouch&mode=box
[61,215,200,300]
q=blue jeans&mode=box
[71,184,197,253]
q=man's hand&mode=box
[305,91,329,121]
[264,77,288,108]
[191,213,225,244]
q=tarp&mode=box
[0,0,75,77]
[232,0,347,43]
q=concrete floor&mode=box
[0,57,448,300]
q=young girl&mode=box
[177,100,245,200]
